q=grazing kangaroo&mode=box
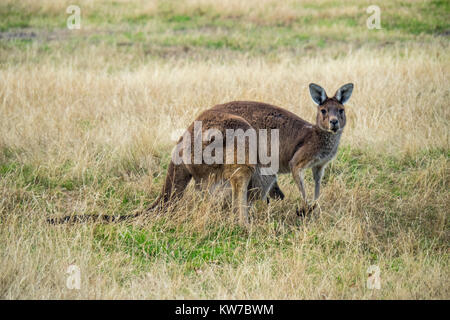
[148,83,353,225]
[48,83,352,225]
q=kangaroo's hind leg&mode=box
[228,166,253,226]
[147,161,192,212]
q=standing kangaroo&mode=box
[48,83,353,225]
[149,83,353,225]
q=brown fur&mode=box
[149,83,354,225]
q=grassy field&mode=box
[0,0,449,299]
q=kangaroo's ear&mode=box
[309,83,327,105]
[334,83,354,104]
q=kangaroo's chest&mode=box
[310,133,341,167]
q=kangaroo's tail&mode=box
[46,213,140,224]
[47,161,192,225]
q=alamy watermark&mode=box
[66,5,81,30]
[171,121,279,175]
[366,265,381,290]
[66,264,81,290]
[366,5,382,30]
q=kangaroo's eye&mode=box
[321,109,327,115]
[339,109,345,114]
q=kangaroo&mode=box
[48,83,352,225]
[148,83,353,225]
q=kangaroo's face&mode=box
[309,83,354,134]
[316,99,346,133]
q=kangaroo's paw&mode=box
[296,203,318,217]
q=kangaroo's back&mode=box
[211,101,312,172]
[211,101,310,130]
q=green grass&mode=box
[0,0,448,64]
[2,145,446,207]
[1,144,447,269]
[93,223,248,272]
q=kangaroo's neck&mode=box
[314,126,342,159]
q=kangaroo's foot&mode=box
[296,203,318,217]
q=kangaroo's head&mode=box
[309,83,354,134]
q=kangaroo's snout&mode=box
[330,118,339,132]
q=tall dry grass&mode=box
[1,46,448,163]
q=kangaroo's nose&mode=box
[330,119,338,126]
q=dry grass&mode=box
[0,0,449,299]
